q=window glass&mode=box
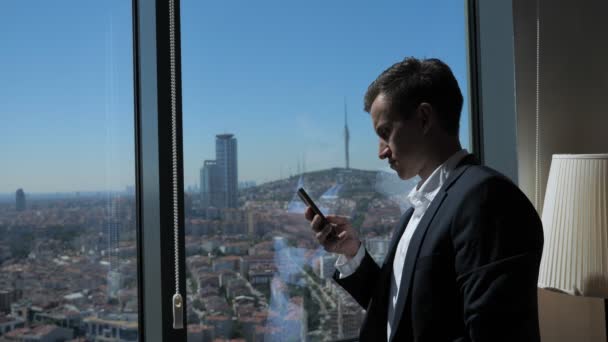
[181,1,469,340]
[0,1,138,340]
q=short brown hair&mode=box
[364,57,463,136]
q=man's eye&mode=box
[380,128,390,139]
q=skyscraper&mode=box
[344,100,350,169]
[215,134,238,208]
[15,189,25,211]
[200,134,238,209]
[200,159,222,208]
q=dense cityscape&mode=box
[0,129,416,342]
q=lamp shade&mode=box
[538,154,608,298]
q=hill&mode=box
[238,167,416,203]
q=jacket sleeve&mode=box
[451,176,544,342]
[332,249,381,309]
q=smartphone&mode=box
[297,187,338,242]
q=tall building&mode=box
[200,159,221,208]
[344,100,350,169]
[199,134,238,209]
[215,134,238,208]
[15,189,25,211]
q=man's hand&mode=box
[304,207,361,258]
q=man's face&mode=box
[370,94,426,180]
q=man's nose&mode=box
[379,142,390,159]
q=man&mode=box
[305,57,543,341]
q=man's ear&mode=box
[416,102,435,135]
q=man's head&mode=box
[364,57,463,180]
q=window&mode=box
[1,1,477,340]
[0,1,139,340]
[180,1,471,340]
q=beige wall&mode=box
[513,0,608,341]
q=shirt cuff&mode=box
[334,243,366,279]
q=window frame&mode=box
[467,0,519,182]
[133,0,187,341]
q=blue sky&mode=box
[0,0,469,193]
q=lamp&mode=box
[538,154,608,340]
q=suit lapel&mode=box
[388,156,477,341]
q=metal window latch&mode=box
[172,293,184,329]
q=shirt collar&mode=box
[406,149,469,208]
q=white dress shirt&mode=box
[335,149,469,340]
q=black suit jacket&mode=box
[333,155,544,342]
